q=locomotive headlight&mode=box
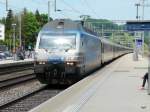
[38,61,46,65]
[39,62,43,64]
[43,62,46,64]
[65,56,82,66]
[67,62,75,66]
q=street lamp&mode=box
[56,9,62,12]
[135,3,140,20]
[80,15,91,21]
[54,0,57,12]
[18,14,22,48]
[48,0,61,22]
[48,1,51,22]
[12,23,16,60]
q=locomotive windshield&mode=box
[39,35,76,50]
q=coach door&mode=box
[101,41,104,64]
[80,36,86,75]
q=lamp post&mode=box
[6,0,8,11]
[19,14,22,48]
[54,0,62,13]
[12,23,16,60]
[54,0,57,12]
[48,1,51,22]
[135,3,140,20]
[148,39,150,95]
[142,0,145,20]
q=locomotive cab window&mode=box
[39,34,76,51]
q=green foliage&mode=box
[0,18,5,24]
[144,31,150,45]
[0,8,53,50]
[0,40,5,45]
[5,10,14,43]
[86,18,119,30]
[22,12,39,48]
[5,10,14,31]
[35,10,51,29]
[84,18,134,47]
[110,32,134,48]
[35,10,41,22]
[40,14,50,27]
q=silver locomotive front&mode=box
[34,32,83,84]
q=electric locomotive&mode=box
[34,19,132,84]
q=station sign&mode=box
[0,24,5,40]
[126,20,150,31]
[135,39,143,48]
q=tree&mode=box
[40,14,49,27]
[22,11,39,49]
[5,9,14,43]
[35,10,41,24]
[23,8,28,16]
[5,10,14,31]
[0,18,5,24]
[35,10,53,32]
[4,10,15,49]
[1,8,53,49]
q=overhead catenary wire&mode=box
[1,0,49,13]
[31,0,50,7]
[0,0,99,20]
[61,0,85,15]
[31,0,69,19]
[80,0,94,16]
[0,1,5,5]
[0,0,23,13]
[59,12,70,19]
[82,0,100,19]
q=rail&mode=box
[0,60,34,88]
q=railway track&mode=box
[0,83,66,112]
[0,70,35,88]
[0,56,125,112]
[0,62,67,112]
[0,62,34,88]
[0,58,117,112]
[0,62,33,75]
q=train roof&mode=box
[41,19,99,37]
[41,19,83,32]
[40,19,132,50]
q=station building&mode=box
[0,24,5,41]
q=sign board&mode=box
[136,39,143,48]
[126,21,150,31]
[0,24,5,40]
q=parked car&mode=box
[4,51,13,60]
[0,53,6,60]
[0,51,13,60]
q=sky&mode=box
[0,0,150,21]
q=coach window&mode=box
[81,34,85,47]
[81,41,84,47]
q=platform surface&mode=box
[0,59,33,65]
[30,54,150,112]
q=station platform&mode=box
[30,54,150,112]
[0,59,34,67]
